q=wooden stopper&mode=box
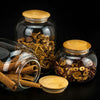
[0,72,17,91]
[22,10,50,19]
[63,39,91,55]
[63,39,91,51]
[39,75,68,90]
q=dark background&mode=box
[0,1,100,100]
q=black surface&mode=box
[0,1,100,100]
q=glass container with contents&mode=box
[55,39,97,82]
[16,10,56,75]
[0,38,41,91]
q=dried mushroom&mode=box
[17,32,55,72]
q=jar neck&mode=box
[64,48,89,55]
[25,17,48,23]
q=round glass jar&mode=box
[16,10,55,75]
[55,39,97,83]
[0,38,41,91]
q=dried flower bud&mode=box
[79,66,85,71]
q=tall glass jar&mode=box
[0,38,41,91]
[16,10,56,75]
[55,39,97,83]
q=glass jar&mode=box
[16,10,55,75]
[55,39,97,83]
[0,38,41,91]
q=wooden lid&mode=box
[22,10,50,19]
[42,87,65,93]
[39,75,68,89]
[63,39,91,51]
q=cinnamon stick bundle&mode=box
[6,74,34,82]
[8,76,41,88]
[0,72,17,91]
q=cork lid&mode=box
[63,39,91,51]
[22,10,50,19]
[39,75,68,89]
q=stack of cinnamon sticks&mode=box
[0,55,40,91]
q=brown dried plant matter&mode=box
[17,32,55,69]
[0,72,17,91]
[7,75,41,88]
[21,65,38,74]
[55,59,96,82]
[0,51,39,91]
[0,60,18,72]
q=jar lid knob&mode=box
[63,39,91,51]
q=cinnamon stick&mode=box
[21,65,38,74]
[9,71,17,74]
[19,79,41,88]
[0,72,17,91]
[6,73,34,82]
[8,76,41,88]
[0,61,21,72]
[22,75,34,81]
[6,74,21,79]
[0,60,4,71]
[0,56,19,72]
[11,55,20,63]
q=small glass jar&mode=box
[0,38,40,91]
[16,10,55,75]
[55,39,97,83]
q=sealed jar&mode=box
[55,39,97,83]
[0,38,41,91]
[16,10,55,75]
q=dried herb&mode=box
[17,32,55,72]
[55,58,96,82]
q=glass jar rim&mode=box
[24,17,48,23]
[18,59,41,89]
